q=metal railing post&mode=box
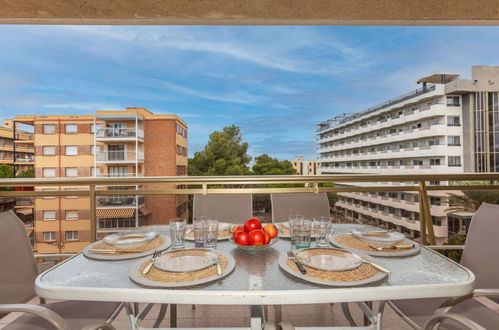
[89,184,96,242]
[418,181,435,245]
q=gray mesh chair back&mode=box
[271,193,330,223]
[460,202,499,289]
[193,194,253,223]
[0,210,38,305]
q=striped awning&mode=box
[16,208,33,216]
[96,208,135,219]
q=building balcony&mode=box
[15,155,35,164]
[95,150,144,163]
[15,196,34,207]
[96,172,145,178]
[95,127,144,141]
[96,195,145,208]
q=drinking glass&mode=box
[169,218,187,249]
[288,214,305,245]
[203,219,219,249]
[192,216,210,248]
[292,218,313,249]
[313,216,332,247]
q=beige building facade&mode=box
[317,66,499,243]
[292,156,317,175]
[14,107,188,254]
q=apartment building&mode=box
[317,65,499,243]
[14,107,188,254]
[0,119,34,173]
[292,156,317,175]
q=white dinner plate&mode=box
[154,250,219,273]
[103,231,159,249]
[295,248,362,272]
[351,230,405,246]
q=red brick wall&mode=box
[143,119,179,224]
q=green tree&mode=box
[16,168,34,178]
[189,125,251,176]
[440,235,467,263]
[0,164,14,191]
[252,154,296,175]
[0,164,13,178]
[446,181,499,212]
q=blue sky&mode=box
[1,26,499,161]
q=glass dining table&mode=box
[35,224,474,330]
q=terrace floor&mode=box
[0,298,412,329]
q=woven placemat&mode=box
[186,229,232,240]
[287,248,379,282]
[336,234,410,253]
[91,236,165,255]
[141,249,229,283]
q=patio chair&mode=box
[0,210,121,330]
[193,194,253,223]
[270,193,330,223]
[386,202,499,329]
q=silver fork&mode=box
[287,251,307,274]
[142,250,161,275]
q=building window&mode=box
[176,124,187,137]
[42,146,56,155]
[43,231,56,241]
[65,231,78,241]
[65,167,78,177]
[43,124,55,134]
[65,124,78,134]
[448,156,462,167]
[447,136,461,146]
[430,158,441,166]
[91,124,95,134]
[447,116,461,126]
[446,96,460,107]
[176,165,187,175]
[43,168,56,177]
[43,210,56,220]
[413,160,423,166]
[65,210,78,220]
[65,146,78,156]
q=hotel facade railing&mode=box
[0,173,498,245]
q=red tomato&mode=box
[244,218,262,232]
[234,231,249,245]
[248,229,266,245]
[264,232,271,245]
[232,225,245,237]
[263,224,278,239]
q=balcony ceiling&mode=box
[0,0,498,25]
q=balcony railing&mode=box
[95,127,144,139]
[317,84,438,132]
[95,150,144,162]
[15,155,34,163]
[96,172,144,178]
[1,173,499,245]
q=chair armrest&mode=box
[422,312,486,330]
[0,304,70,330]
[81,323,116,330]
[473,289,499,297]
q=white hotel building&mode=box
[317,66,499,243]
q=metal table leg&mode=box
[250,305,263,330]
[170,303,177,328]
